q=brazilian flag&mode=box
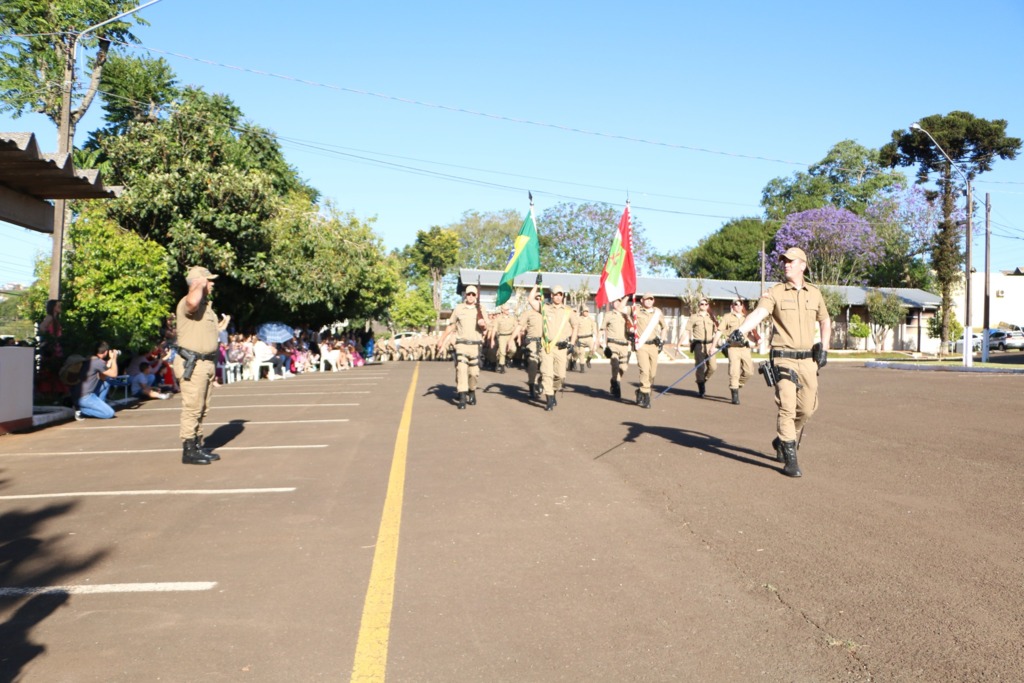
[496,204,541,305]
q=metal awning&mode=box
[0,132,123,234]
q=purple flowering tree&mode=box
[772,207,882,286]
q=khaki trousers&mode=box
[774,357,819,441]
[539,345,569,396]
[496,334,513,365]
[636,343,659,394]
[454,342,480,392]
[726,346,754,389]
[608,343,630,384]
[173,356,215,442]
[693,342,717,384]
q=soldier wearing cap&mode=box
[687,297,718,398]
[572,305,597,372]
[730,246,831,477]
[512,289,545,400]
[526,284,578,411]
[715,299,755,405]
[436,284,486,409]
[494,304,517,373]
[174,266,228,465]
[628,293,665,408]
[602,296,632,398]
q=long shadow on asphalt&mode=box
[203,419,247,448]
[594,421,782,474]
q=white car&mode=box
[953,334,982,353]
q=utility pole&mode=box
[981,193,991,362]
[963,180,973,367]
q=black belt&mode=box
[645,339,660,345]
[771,349,813,360]
[176,346,217,362]
[694,339,713,344]
[578,334,593,339]
[455,339,483,346]
[606,338,628,345]
[524,336,541,342]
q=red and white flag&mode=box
[594,202,637,307]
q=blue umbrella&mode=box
[257,322,294,344]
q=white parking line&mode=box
[76,419,350,430]
[0,487,296,500]
[209,391,370,396]
[0,582,217,596]
[0,445,328,457]
[139,404,358,411]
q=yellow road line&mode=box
[350,363,419,683]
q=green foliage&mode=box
[762,140,906,221]
[680,217,772,280]
[848,314,870,338]
[880,111,1021,347]
[927,314,962,344]
[448,209,523,270]
[390,285,436,331]
[61,202,172,353]
[409,226,460,321]
[865,290,906,351]
[537,202,652,274]
[819,286,848,320]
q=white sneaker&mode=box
[75,410,84,421]
[158,393,171,400]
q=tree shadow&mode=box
[202,419,247,448]
[0,502,109,681]
[595,421,782,474]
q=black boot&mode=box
[640,391,651,409]
[771,437,785,463]
[182,439,212,465]
[698,382,706,398]
[780,440,802,477]
[530,382,539,400]
[499,364,506,374]
[196,437,220,461]
[635,389,642,405]
[467,390,477,405]
[731,389,740,405]
[457,392,466,410]
[610,380,621,398]
[545,394,555,411]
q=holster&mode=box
[758,360,802,390]
[179,349,198,382]
[603,346,613,359]
[556,341,569,350]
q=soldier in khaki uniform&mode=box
[687,297,718,398]
[572,306,597,372]
[602,296,632,399]
[527,284,578,411]
[732,247,831,477]
[629,293,665,408]
[436,285,486,409]
[715,299,755,405]
[173,266,226,465]
[513,290,544,399]
[494,305,517,373]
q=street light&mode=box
[48,0,163,301]
[910,122,974,367]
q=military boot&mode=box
[457,392,467,410]
[467,390,477,406]
[698,382,706,398]
[196,437,220,461]
[640,391,651,409]
[545,395,555,411]
[610,380,621,398]
[771,437,785,463]
[780,440,802,477]
[182,439,212,465]
[635,389,642,405]
[499,364,506,374]
[731,388,740,405]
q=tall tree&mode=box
[762,140,906,221]
[447,209,523,270]
[880,111,1021,350]
[865,290,906,352]
[678,217,772,281]
[771,207,882,286]
[537,202,652,274]
[409,226,460,325]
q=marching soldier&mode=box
[494,304,517,373]
[602,296,632,399]
[573,305,597,372]
[731,247,831,477]
[527,284,578,411]
[687,297,718,398]
[513,290,545,400]
[715,299,756,405]
[436,285,487,409]
[629,293,665,408]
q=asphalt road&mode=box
[1,357,1021,682]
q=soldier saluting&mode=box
[436,284,487,409]
[730,247,831,477]
[527,284,578,411]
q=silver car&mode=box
[988,330,1024,351]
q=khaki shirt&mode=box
[448,303,483,342]
[576,316,596,338]
[718,312,747,346]
[604,310,630,343]
[757,282,829,350]
[543,303,577,343]
[496,312,516,335]
[176,295,218,354]
[518,308,543,338]
[634,307,665,342]
[688,311,717,344]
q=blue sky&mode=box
[3,0,1024,287]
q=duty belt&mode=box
[175,346,217,362]
[524,336,541,343]
[455,339,483,346]
[578,334,593,339]
[606,338,628,345]
[770,349,814,360]
[694,339,713,344]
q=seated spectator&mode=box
[130,361,172,400]
[75,341,120,420]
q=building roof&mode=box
[458,268,942,310]
[0,132,122,201]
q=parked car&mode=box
[953,334,982,353]
[988,329,1024,351]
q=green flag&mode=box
[496,204,540,306]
